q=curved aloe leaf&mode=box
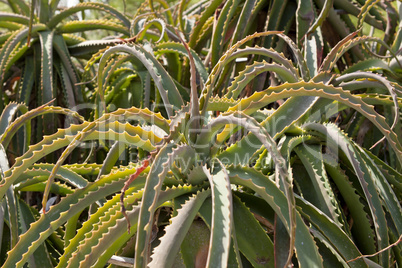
[0,111,164,199]
[134,18,168,43]
[320,35,395,72]
[60,188,145,268]
[2,167,146,267]
[225,60,299,99]
[333,71,399,131]
[188,0,224,48]
[324,159,377,256]
[0,104,83,149]
[17,198,54,267]
[90,185,197,268]
[231,194,275,267]
[196,112,293,264]
[296,197,368,268]
[135,144,197,267]
[227,166,324,267]
[202,166,234,268]
[227,82,402,161]
[149,189,211,267]
[17,163,87,188]
[210,0,240,67]
[303,123,392,267]
[199,31,287,116]
[56,176,146,267]
[57,20,130,36]
[0,13,29,25]
[216,95,317,162]
[356,0,381,32]
[0,102,28,136]
[306,0,333,36]
[47,2,130,29]
[354,145,402,235]
[98,44,184,118]
[154,41,209,84]
[0,24,46,88]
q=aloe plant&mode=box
[0,0,132,150]
[0,0,401,267]
[0,30,400,267]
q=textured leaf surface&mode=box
[98,44,183,118]
[2,168,146,267]
[227,166,324,267]
[203,166,233,268]
[149,189,211,267]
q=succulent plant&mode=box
[0,0,132,152]
[0,0,401,267]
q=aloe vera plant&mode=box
[0,0,401,267]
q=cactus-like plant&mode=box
[0,0,132,152]
[0,0,401,267]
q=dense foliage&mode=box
[0,0,401,267]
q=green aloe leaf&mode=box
[294,145,343,226]
[188,0,224,48]
[57,20,130,36]
[61,188,146,268]
[0,111,163,200]
[324,161,377,256]
[0,13,30,25]
[304,123,392,267]
[306,0,333,36]
[210,0,240,67]
[2,167,146,267]
[56,178,145,268]
[296,197,368,268]
[97,44,183,118]
[15,163,87,187]
[38,30,55,136]
[229,0,257,46]
[17,198,53,267]
[6,0,29,15]
[149,189,211,267]
[89,185,201,268]
[0,104,82,149]
[135,144,196,267]
[296,0,315,43]
[203,166,234,267]
[227,166,323,267]
[0,24,46,90]
[154,41,209,84]
[232,194,275,267]
[47,2,130,29]
[227,82,401,161]
[0,103,28,136]
[225,60,299,99]
[19,55,35,105]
